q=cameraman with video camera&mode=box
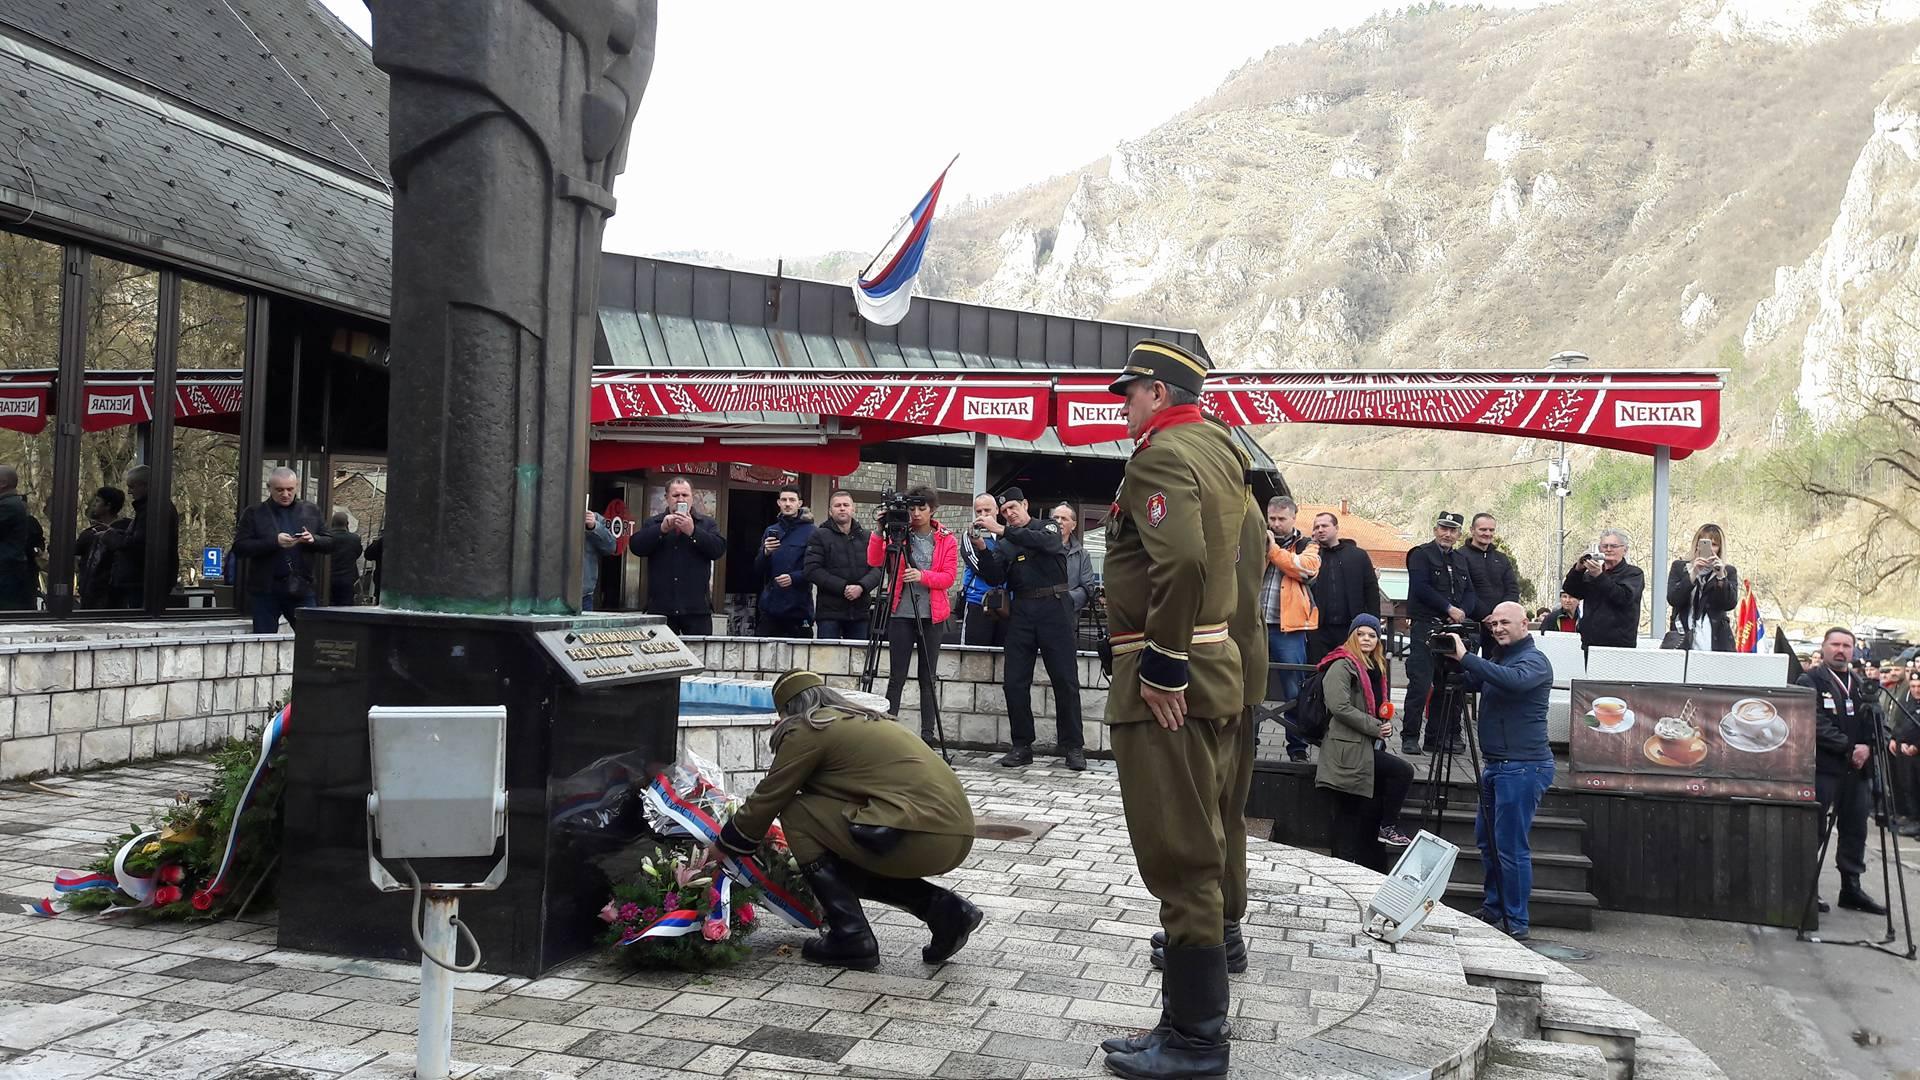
[867,485,957,741]
[975,487,1085,771]
[1444,602,1553,940]
[1402,511,1482,755]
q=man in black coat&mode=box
[328,510,363,607]
[1305,511,1381,664]
[75,486,127,609]
[803,489,882,641]
[628,475,726,636]
[1461,513,1519,655]
[1402,511,1482,754]
[1799,627,1886,915]
[102,464,179,610]
[0,464,44,611]
[233,467,333,632]
[1562,528,1644,653]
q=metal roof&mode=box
[596,253,1210,372]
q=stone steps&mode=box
[1482,1036,1609,1080]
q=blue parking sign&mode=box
[201,546,223,579]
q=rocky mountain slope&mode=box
[911,0,1920,624]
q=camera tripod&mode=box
[858,526,950,763]
[1415,663,1482,838]
[1796,686,1916,959]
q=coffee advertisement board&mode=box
[1569,680,1817,801]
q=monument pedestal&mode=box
[280,607,694,977]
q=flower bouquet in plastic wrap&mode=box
[594,748,819,970]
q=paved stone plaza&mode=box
[0,753,1718,1079]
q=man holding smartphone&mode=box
[1561,528,1644,653]
[629,476,726,636]
[233,467,333,633]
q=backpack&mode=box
[1284,664,1332,746]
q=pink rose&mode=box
[598,901,620,924]
[737,904,756,924]
[701,920,727,942]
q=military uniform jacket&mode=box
[720,708,976,852]
[1103,411,1249,723]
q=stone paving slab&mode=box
[0,752,1712,1078]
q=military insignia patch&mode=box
[1146,492,1167,527]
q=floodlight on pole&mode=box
[1544,351,1589,597]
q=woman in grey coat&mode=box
[1314,614,1415,869]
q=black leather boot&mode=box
[1101,1010,1169,1056]
[1105,943,1230,1079]
[841,867,984,964]
[1149,921,1247,973]
[1839,875,1887,915]
[997,745,1033,767]
[798,856,879,970]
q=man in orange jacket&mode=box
[1263,496,1321,762]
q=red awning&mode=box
[1053,370,1722,458]
[589,436,863,476]
[591,371,1052,441]
[0,375,244,435]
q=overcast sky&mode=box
[319,2,1543,263]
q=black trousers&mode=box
[1306,625,1346,666]
[757,613,810,639]
[659,612,713,637]
[1004,594,1082,750]
[1402,619,1466,745]
[1816,767,1871,878]
[962,602,1008,646]
[1328,790,1385,871]
[1892,750,1920,821]
[885,616,941,735]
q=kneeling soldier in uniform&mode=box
[1096,339,1261,1080]
[714,670,984,970]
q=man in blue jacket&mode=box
[1403,510,1482,754]
[754,484,816,638]
[1446,602,1553,941]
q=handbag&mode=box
[982,587,1010,619]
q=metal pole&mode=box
[417,895,458,1080]
[1649,446,1671,641]
[971,431,989,493]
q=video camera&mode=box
[876,488,927,537]
[1428,622,1480,653]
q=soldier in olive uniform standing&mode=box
[715,670,983,970]
[1094,340,1260,1080]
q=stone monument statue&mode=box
[369,0,656,613]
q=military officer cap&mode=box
[1107,339,1211,397]
[771,669,824,712]
[997,486,1026,506]
[1434,511,1465,529]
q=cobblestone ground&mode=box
[0,753,1479,1079]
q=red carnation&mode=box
[151,885,182,906]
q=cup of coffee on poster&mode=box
[1592,696,1629,731]
[1723,697,1778,738]
[1653,714,1697,753]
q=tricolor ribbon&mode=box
[194,703,289,908]
[25,833,156,917]
[620,908,702,943]
[642,773,820,929]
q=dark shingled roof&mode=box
[0,0,388,184]
[0,0,392,314]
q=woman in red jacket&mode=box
[867,485,960,739]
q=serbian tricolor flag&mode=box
[1733,580,1761,653]
[852,156,956,326]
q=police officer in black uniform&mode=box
[1402,510,1482,755]
[975,487,1086,771]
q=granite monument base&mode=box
[279,607,690,977]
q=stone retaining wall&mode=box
[0,632,294,780]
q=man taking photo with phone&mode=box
[630,476,726,636]
[1562,528,1644,654]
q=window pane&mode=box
[0,229,61,613]
[76,256,161,610]
[173,280,245,609]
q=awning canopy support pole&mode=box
[1649,445,1671,641]
[972,431,989,494]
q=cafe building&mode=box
[0,0,1278,631]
